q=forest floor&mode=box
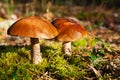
[0,5,120,79]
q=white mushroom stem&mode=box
[62,42,72,55]
[30,38,42,64]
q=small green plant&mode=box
[72,38,88,53]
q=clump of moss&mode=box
[0,36,118,79]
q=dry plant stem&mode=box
[31,38,42,64]
[88,65,102,80]
[62,42,72,55]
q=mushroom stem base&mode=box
[31,38,42,64]
[62,42,72,55]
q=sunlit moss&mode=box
[0,37,117,79]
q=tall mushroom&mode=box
[7,16,58,64]
[52,18,87,55]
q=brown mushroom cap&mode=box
[52,18,76,29]
[7,16,58,39]
[52,18,69,28]
[52,18,87,42]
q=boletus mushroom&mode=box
[7,16,58,64]
[52,18,87,55]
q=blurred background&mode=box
[0,0,120,46]
[0,0,120,21]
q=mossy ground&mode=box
[0,30,119,80]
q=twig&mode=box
[88,64,103,80]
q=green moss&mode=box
[0,37,117,79]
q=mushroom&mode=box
[7,16,58,64]
[52,18,87,55]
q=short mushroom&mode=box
[52,18,87,55]
[7,16,58,64]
